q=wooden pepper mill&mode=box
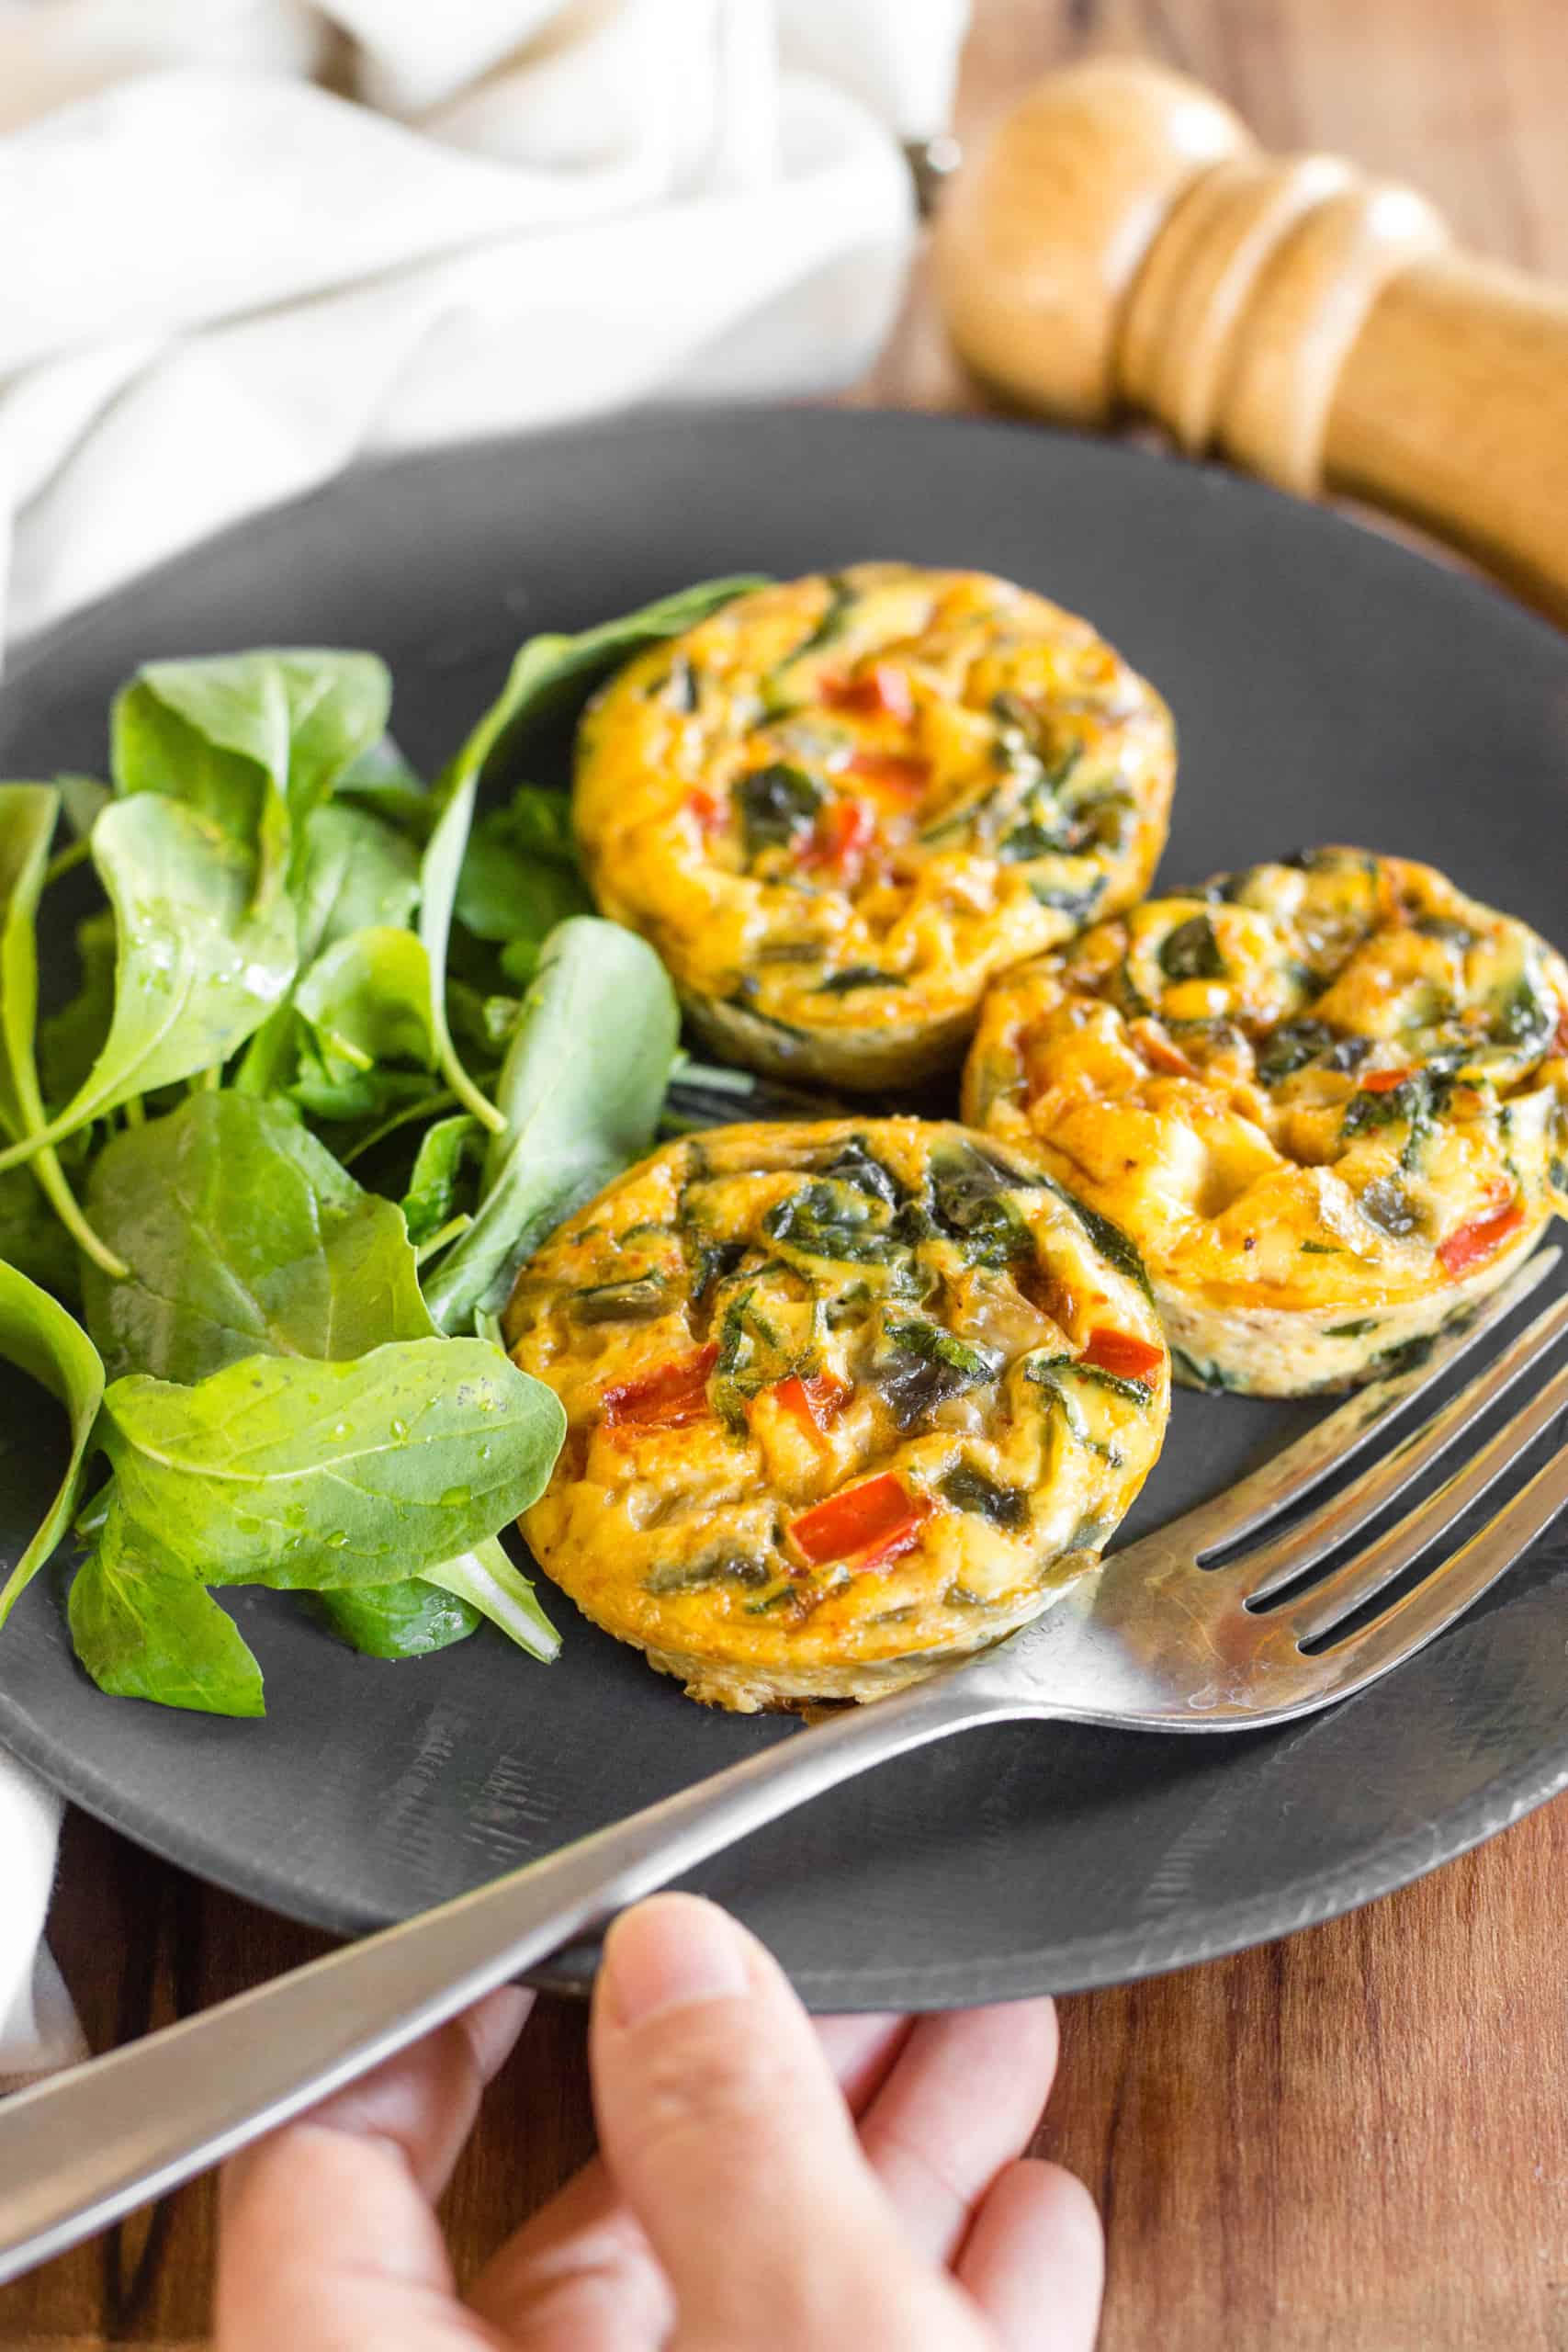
[933,57,1568,623]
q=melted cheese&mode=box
[573,565,1175,1088]
[504,1118,1168,1708]
[964,849,1568,1394]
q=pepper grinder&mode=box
[932,57,1568,622]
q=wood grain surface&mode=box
[7,4,1568,2346]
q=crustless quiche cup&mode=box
[964,848,1568,1396]
[503,1119,1168,1710]
[572,565,1175,1090]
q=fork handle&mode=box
[0,1665,1014,2285]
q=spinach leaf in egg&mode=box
[939,1461,1030,1530]
[878,1320,1004,1430]
[737,763,825,859]
[1158,913,1225,983]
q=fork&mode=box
[6,1243,1568,2285]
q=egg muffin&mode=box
[573,565,1175,1089]
[503,1118,1168,1709]
[964,848,1568,1396]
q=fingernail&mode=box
[462,1984,533,2085]
[601,1894,751,2028]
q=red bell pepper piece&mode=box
[773,1372,850,1436]
[1080,1329,1165,1389]
[789,1474,931,1571]
[603,1343,718,1430]
[1360,1066,1415,1093]
[800,799,874,882]
[846,749,930,797]
[684,788,726,841]
[821,663,915,723]
[1437,1201,1527,1280]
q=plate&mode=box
[4,408,1568,2010]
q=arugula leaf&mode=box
[101,1340,565,1589]
[0,1165,82,1300]
[81,1093,434,1385]
[336,733,428,822]
[422,917,680,1333]
[58,775,111,842]
[112,650,390,902]
[420,781,504,1132]
[495,785,578,865]
[401,1113,483,1246]
[0,1261,106,1631]
[285,1049,437,1132]
[294,804,421,967]
[420,576,763,1133]
[37,910,118,1112]
[446,981,521,1060]
[231,804,422,1097]
[294,927,434,1076]
[0,797,297,1171]
[0,786,124,1273]
[422,1533,559,1661]
[68,1504,264,1715]
[455,812,591,947]
[312,1574,479,1661]
[81,1095,558,1681]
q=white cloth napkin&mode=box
[0,0,968,2078]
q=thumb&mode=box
[590,1894,989,2350]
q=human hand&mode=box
[217,1892,1102,2350]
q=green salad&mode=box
[0,575,766,1716]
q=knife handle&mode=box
[933,58,1568,623]
[0,1664,1000,2288]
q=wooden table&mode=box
[8,6,1568,2346]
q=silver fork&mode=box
[6,1243,1568,2286]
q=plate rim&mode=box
[6,1661,1567,2003]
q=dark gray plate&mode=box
[4,408,1568,2010]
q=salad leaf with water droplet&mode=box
[111,649,391,904]
[0,587,784,1718]
[73,1091,558,1690]
[81,1092,434,1385]
[101,1340,564,1591]
[311,1569,480,1663]
[0,796,297,1172]
[68,1500,265,1716]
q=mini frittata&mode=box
[503,1119,1168,1709]
[573,565,1175,1089]
[964,848,1568,1396]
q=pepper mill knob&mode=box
[933,57,1568,623]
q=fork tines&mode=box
[1184,1248,1568,1657]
